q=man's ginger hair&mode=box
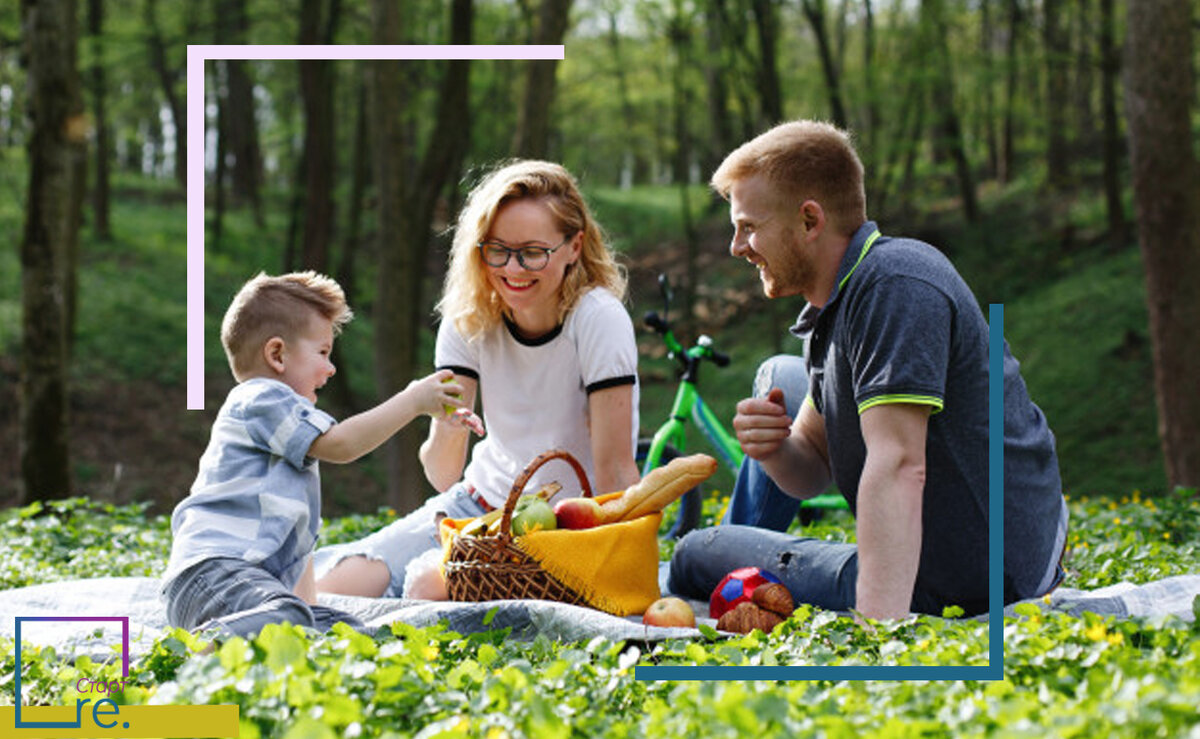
[711,120,867,237]
[220,271,353,380]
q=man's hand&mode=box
[733,389,832,498]
[732,388,792,460]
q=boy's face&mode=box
[275,314,336,403]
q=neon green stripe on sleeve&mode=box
[857,394,945,415]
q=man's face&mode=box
[728,174,812,300]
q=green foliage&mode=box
[4,496,1198,736]
[1006,247,1166,496]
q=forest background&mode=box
[1,0,1197,518]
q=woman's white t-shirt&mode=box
[434,287,639,507]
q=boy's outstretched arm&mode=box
[309,369,465,464]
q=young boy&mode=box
[161,271,469,638]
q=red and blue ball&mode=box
[709,567,783,619]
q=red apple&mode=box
[642,597,696,628]
[554,496,603,530]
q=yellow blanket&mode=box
[440,491,661,616]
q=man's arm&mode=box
[587,384,641,495]
[854,402,930,620]
[734,389,833,499]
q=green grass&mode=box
[2,495,1197,737]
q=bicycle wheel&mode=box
[636,439,704,539]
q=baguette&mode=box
[599,453,718,523]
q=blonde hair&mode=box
[220,271,352,380]
[438,159,627,340]
[711,120,867,236]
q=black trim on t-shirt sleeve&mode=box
[585,375,637,394]
[436,365,479,381]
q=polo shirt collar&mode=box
[790,220,881,338]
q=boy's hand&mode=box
[408,369,467,417]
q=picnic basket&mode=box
[439,449,662,616]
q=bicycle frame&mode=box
[642,358,744,477]
[639,282,846,513]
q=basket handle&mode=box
[497,449,593,543]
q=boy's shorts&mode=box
[165,557,369,639]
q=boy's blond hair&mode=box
[438,159,627,341]
[711,120,867,237]
[220,271,353,380]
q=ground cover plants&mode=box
[2,491,1197,737]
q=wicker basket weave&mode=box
[443,449,593,606]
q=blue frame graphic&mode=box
[635,304,1007,681]
[13,616,131,728]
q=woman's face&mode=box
[482,198,580,332]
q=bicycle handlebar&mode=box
[643,311,668,334]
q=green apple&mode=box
[511,498,557,535]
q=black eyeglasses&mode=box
[477,234,572,272]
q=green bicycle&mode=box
[638,274,847,539]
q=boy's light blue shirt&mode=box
[162,377,336,593]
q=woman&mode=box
[314,160,642,598]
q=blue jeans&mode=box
[312,483,487,597]
[165,557,368,638]
[721,354,810,530]
[667,525,955,614]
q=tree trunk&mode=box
[1124,0,1200,489]
[210,57,227,251]
[700,0,735,178]
[323,80,369,415]
[668,1,699,336]
[299,0,337,273]
[144,0,185,188]
[1043,0,1070,189]
[1071,0,1096,157]
[1098,0,1125,246]
[979,0,998,179]
[999,0,1020,184]
[922,0,977,222]
[19,0,84,502]
[372,0,473,513]
[605,2,647,185]
[87,0,111,241]
[512,0,571,158]
[800,0,847,129]
[751,0,783,124]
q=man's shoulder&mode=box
[865,235,959,282]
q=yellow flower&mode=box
[1113,517,1121,525]
[1163,532,1171,541]
[1042,594,1053,604]
[1084,622,1107,642]
[1106,632,1124,647]
[387,508,397,517]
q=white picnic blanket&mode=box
[1,572,1196,661]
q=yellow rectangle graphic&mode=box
[0,705,240,738]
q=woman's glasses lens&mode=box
[480,243,553,271]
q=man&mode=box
[667,121,1067,619]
